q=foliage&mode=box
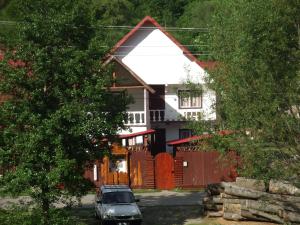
[0,0,129,224]
[1,0,214,59]
[134,0,188,26]
[0,206,87,225]
[207,0,300,182]
[176,0,217,60]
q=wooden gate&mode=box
[155,152,174,190]
[129,151,155,189]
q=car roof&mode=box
[100,185,132,194]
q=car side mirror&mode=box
[135,198,140,202]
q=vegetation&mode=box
[0,0,299,223]
[0,0,215,53]
[207,0,300,183]
[0,0,128,224]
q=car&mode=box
[95,185,143,225]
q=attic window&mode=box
[178,90,202,109]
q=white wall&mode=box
[164,84,216,121]
[116,27,207,85]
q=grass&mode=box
[171,188,205,193]
[132,189,161,193]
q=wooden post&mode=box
[112,72,116,87]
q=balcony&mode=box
[124,109,203,126]
[124,111,146,126]
[150,109,202,122]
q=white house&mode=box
[105,16,216,153]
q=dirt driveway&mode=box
[72,205,204,225]
[74,191,206,225]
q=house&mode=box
[105,16,216,154]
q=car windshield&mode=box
[102,191,135,204]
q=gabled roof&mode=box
[107,56,155,94]
[109,16,215,70]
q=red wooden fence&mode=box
[84,150,238,189]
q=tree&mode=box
[176,0,217,60]
[0,0,128,224]
[207,0,300,182]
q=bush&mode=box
[0,206,87,225]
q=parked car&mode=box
[95,185,142,225]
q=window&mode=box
[178,90,202,108]
[179,129,192,139]
[102,192,135,204]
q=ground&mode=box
[70,207,277,225]
[0,190,278,225]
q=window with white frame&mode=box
[178,90,202,108]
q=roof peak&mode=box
[109,16,214,70]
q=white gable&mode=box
[115,26,207,85]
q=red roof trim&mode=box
[119,129,155,139]
[109,16,215,70]
[167,130,234,146]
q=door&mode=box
[149,85,165,110]
[152,128,166,155]
[155,153,174,190]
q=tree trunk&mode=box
[220,193,241,199]
[266,192,300,203]
[41,185,50,225]
[224,184,264,199]
[224,198,247,205]
[247,208,284,224]
[207,211,223,217]
[223,203,242,214]
[212,196,223,204]
[269,179,300,196]
[241,209,271,222]
[282,211,300,223]
[224,184,300,203]
[244,200,281,214]
[223,212,244,221]
[236,177,266,191]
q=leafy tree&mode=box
[176,0,217,60]
[0,0,128,224]
[134,0,188,26]
[0,0,20,44]
[207,0,300,182]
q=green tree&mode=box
[208,0,300,182]
[0,0,128,224]
[176,0,216,60]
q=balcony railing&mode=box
[150,110,165,122]
[124,109,202,125]
[150,109,202,122]
[125,111,146,125]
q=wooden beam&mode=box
[110,86,145,90]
